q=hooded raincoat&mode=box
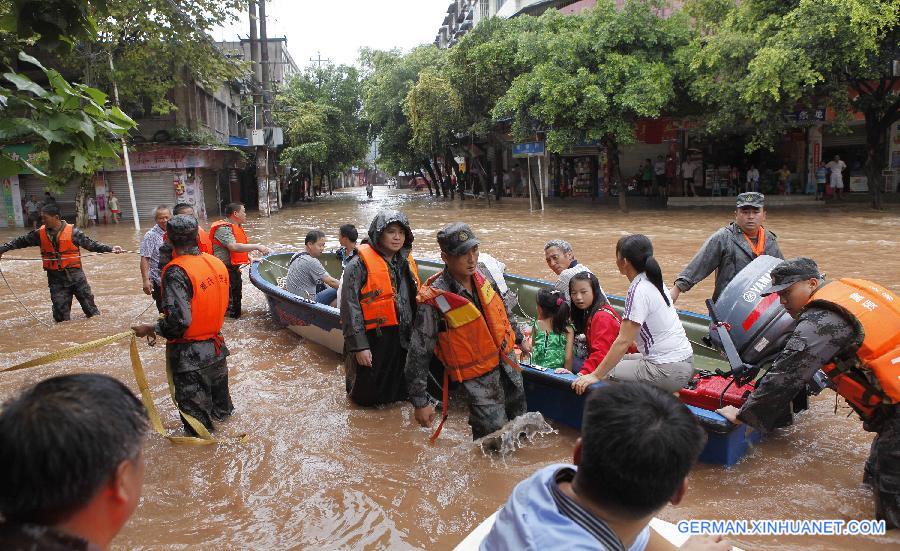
[340,210,418,406]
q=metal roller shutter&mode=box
[20,175,80,219]
[823,124,866,148]
[103,170,180,227]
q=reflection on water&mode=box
[0,188,898,550]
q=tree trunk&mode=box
[422,161,441,197]
[606,136,628,213]
[864,111,889,210]
[445,148,463,201]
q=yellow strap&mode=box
[2,331,246,445]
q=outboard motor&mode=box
[707,255,797,383]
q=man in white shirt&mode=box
[825,155,847,199]
[745,164,760,192]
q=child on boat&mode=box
[569,271,633,377]
[521,289,573,373]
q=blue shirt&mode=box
[481,464,649,551]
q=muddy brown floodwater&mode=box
[1,188,899,550]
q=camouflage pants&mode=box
[864,409,900,529]
[462,362,527,440]
[46,268,99,322]
[171,359,234,435]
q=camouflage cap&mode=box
[736,192,765,209]
[437,222,480,256]
[761,257,823,295]
[166,214,198,245]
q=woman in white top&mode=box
[573,234,694,394]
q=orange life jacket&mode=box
[161,253,229,343]
[197,227,213,255]
[39,224,81,270]
[357,243,421,332]
[804,279,900,422]
[418,269,519,443]
[418,270,517,383]
[209,220,249,266]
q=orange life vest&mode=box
[804,279,900,422]
[417,270,516,383]
[743,226,766,257]
[357,243,421,331]
[197,227,213,255]
[39,224,81,270]
[209,220,249,266]
[161,253,229,343]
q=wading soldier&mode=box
[405,223,526,440]
[0,203,124,322]
[132,216,233,436]
[210,202,271,318]
[341,210,420,406]
[718,258,900,528]
[671,192,782,303]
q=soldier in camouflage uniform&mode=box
[340,210,418,406]
[0,203,123,322]
[133,216,233,436]
[405,223,527,440]
[671,192,783,303]
[718,258,899,528]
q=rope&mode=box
[0,261,53,327]
[0,250,139,260]
[1,331,247,445]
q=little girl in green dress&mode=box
[521,289,574,373]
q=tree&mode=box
[0,0,135,190]
[493,1,694,211]
[683,0,900,209]
[361,46,445,195]
[67,0,247,116]
[404,66,463,189]
[274,63,368,189]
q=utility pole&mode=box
[249,1,269,216]
[107,53,140,230]
[259,0,273,215]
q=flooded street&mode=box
[1,188,899,550]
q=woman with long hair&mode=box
[572,234,693,394]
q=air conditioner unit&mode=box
[250,127,284,147]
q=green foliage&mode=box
[275,63,368,177]
[405,68,462,155]
[683,0,900,206]
[63,0,247,114]
[0,4,134,187]
[361,45,445,174]
[0,0,104,53]
[493,1,693,153]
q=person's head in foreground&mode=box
[483,382,732,550]
[0,374,149,550]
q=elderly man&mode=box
[140,205,172,312]
[0,374,148,550]
[544,239,600,301]
[285,229,341,305]
[671,192,783,303]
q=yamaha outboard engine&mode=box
[707,255,797,383]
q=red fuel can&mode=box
[679,373,756,411]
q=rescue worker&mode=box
[0,203,124,322]
[718,257,900,528]
[210,202,271,318]
[132,216,233,435]
[405,223,527,440]
[671,192,782,303]
[340,210,420,406]
[158,203,213,273]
